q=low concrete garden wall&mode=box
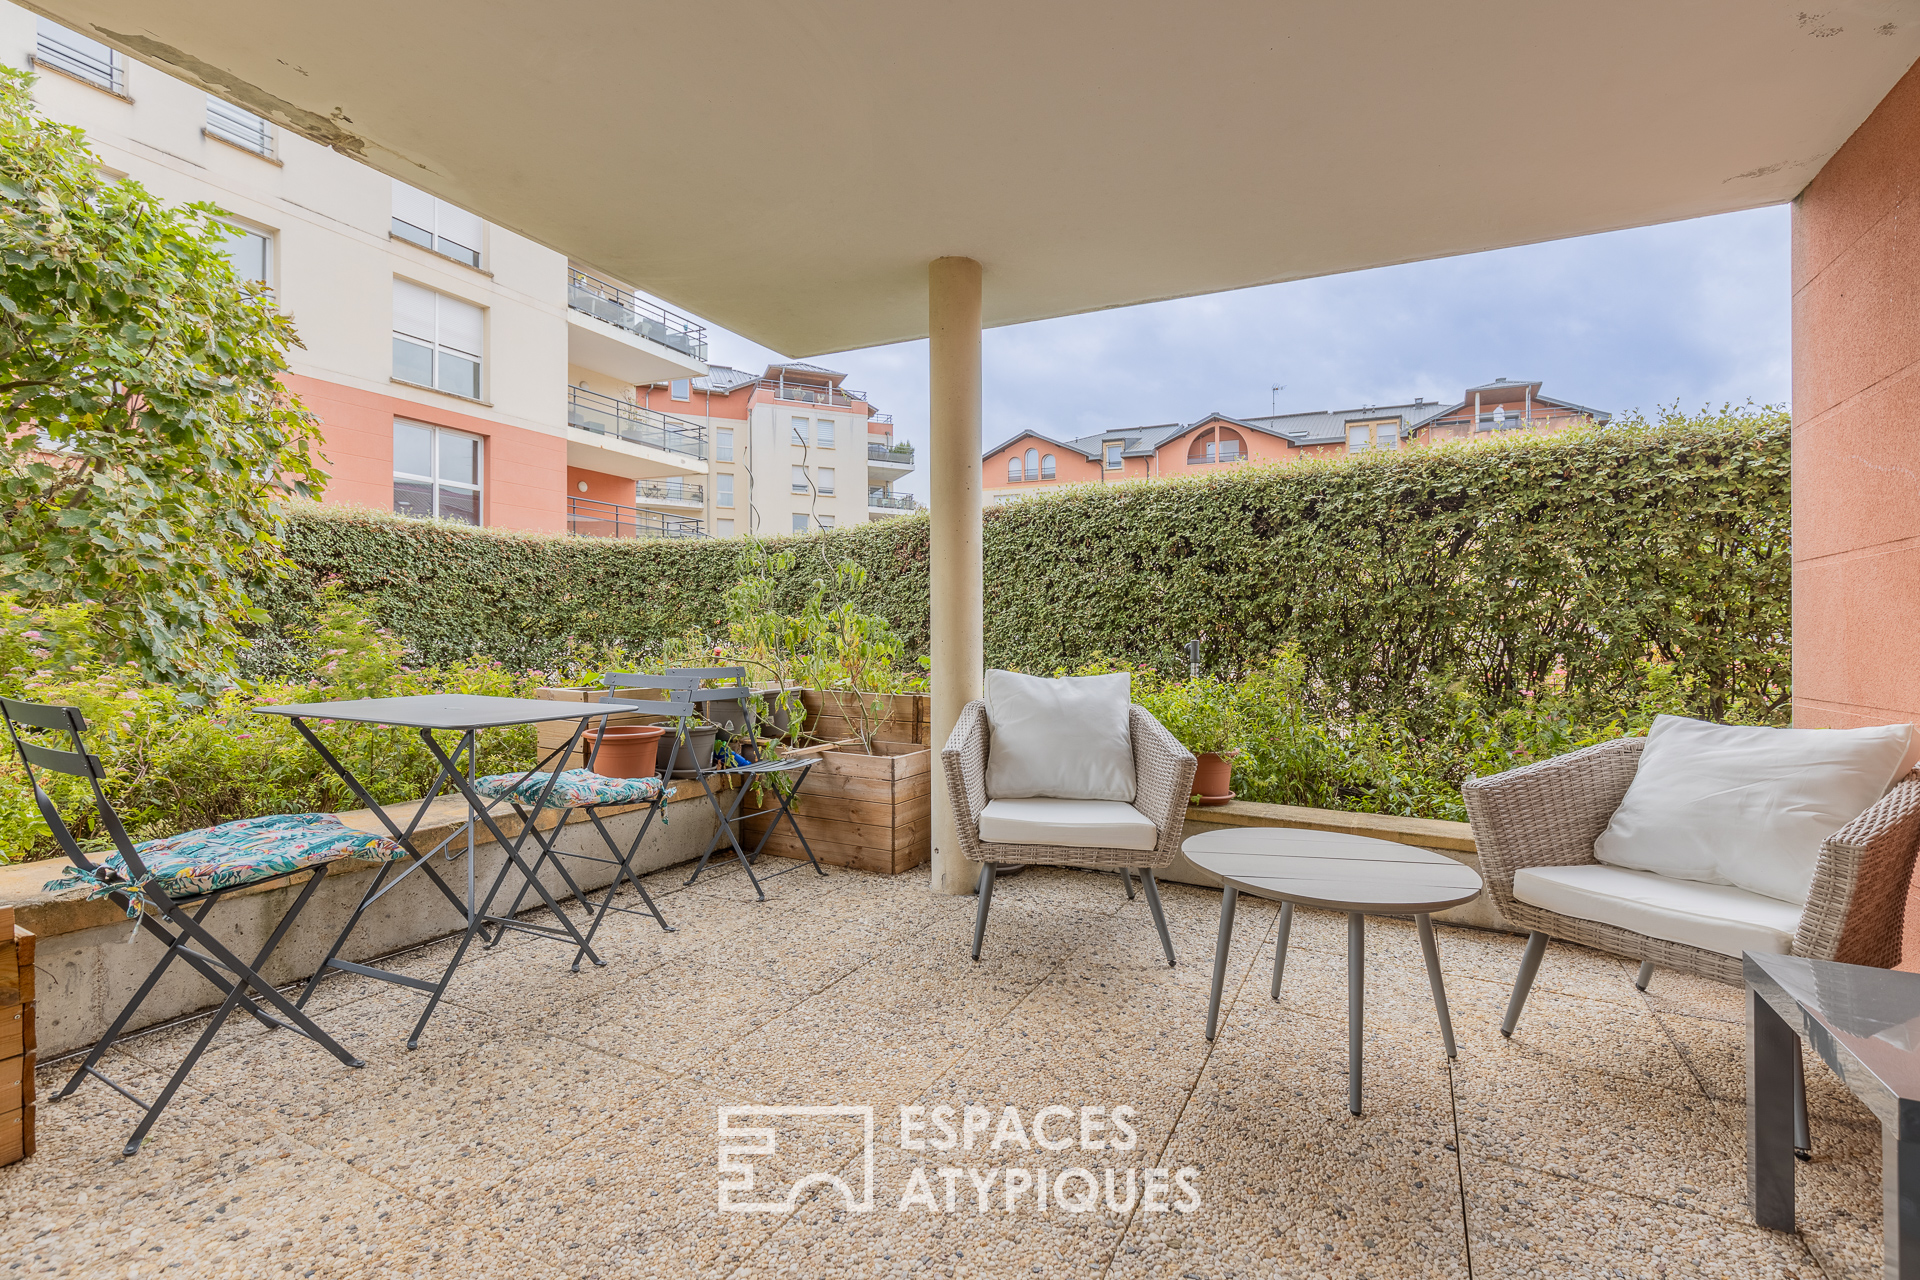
[0,787,727,1059]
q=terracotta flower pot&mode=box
[583,725,667,778]
[1193,751,1236,806]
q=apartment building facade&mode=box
[983,379,1607,503]
[9,10,711,538]
[644,363,916,536]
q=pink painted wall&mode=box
[1790,54,1920,964]
[284,373,568,533]
[565,467,636,506]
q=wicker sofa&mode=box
[1463,736,1920,1038]
[941,698,1197,964]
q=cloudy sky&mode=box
[692,204,1790,496]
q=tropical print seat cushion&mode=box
[473,768,670,810]
[44,812,404,913]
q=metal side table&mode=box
[1747,950,1920,1277]
[1186,827,1483,1115]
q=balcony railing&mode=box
[868,412,895,426]
[868,442,915,464]
[567,268,708,361]
[567,385,706,459]
[868,489,918,510]
[567,496,704,540]
[1186,446,1244,464]
[636,478,703,504]
[205,96,273,155]
[764,379,866,408]
[35,23,121,93]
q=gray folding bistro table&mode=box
[1746,950,1920,1278]
[1186,827,1483,1115]
[255,693,647,1048]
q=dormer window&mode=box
[1103,442,1123,470]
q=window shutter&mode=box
[392,181,436,234]
[393,279,437,342]
[437,293,485,357]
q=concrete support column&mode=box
[928,256,984,895]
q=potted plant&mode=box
[1137,675,1241,805]
[734,558,934,874]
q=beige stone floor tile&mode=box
[1108,1032,1469,1280]
[727,1136,1136,1280]
[828,945,1059,1030]
[1436,927,1645,1008]
[1462,1155,1821,1278]
[1453,1050,1745,1218]
[511,951,820,1076]
[477,1076,840,1279]
[1445,977,1701,1091]
[1656,1009,1883,1126]
[160,996,668,1214]
[1635,965,1747,1024]
[693,995,973,1109]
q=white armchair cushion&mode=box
[1514,864,1801,959]
[978,798,1158,851]
[1593,714,1916,905]
[984,670,1136,802]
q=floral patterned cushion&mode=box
[43,812,405,914]
[473,768,671,810]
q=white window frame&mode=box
[817,514,835,529]
[670,378,691,401]
[716,473,734,508]
[716,518,736,537]
[817,466,835,495]
[1007,456,1022,484]
[1040,453,1056,479]
[791,417,810,447]
[791,512,810,533]
[1103,442,1123,470]
[715,427,735,462]
[392,420,484,524]
[391,181,484,268]
[791,465,810,493]
[35,20,123,94]
[205,95,274,157]
[817,419,836,448]
[215,222,273,287]
[393,280,485,400]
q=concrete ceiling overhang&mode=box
[22,0,1920,357]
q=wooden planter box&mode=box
[741,733,933,876]
[1,908,35,1167]
[795,690,931,748]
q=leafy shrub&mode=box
[256,408,1788,727]
[0,591,544,863]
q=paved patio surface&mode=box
[0,863,1886,1278]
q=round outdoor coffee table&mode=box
[1186,827,1484,1115]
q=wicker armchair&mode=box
[1464,737,1920,1038]
[941,699,1198,964]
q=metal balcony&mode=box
[567,385,706,459]
[567,269,708,360]
[868,489,918,510]
[868,441,915,464]
[636,478,704,504]
[567,496,705,540]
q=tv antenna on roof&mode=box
[1271,384,1286,418]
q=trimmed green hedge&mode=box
[263,409,1788,719]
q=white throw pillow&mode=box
[984,669,1135,802]
[1593,714,1916,906]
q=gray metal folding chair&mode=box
[666,666,826,900]
[2,696,374,1156]
[479,675,691,964]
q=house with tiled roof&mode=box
[981,380,1606,503]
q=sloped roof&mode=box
[1236,400,1451,448]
